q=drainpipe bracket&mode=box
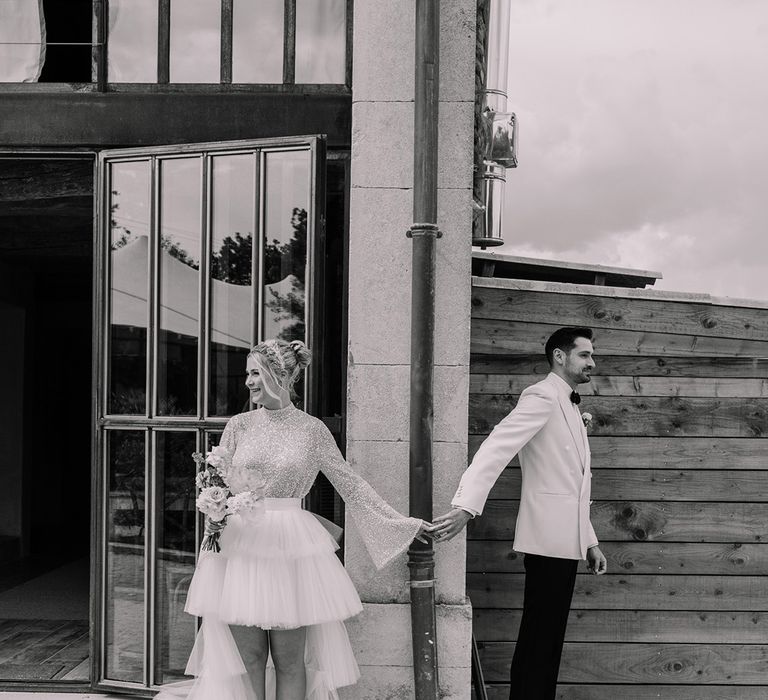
[410,579,437,588]
[407,223,443,239]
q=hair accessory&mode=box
[258,340,285,374]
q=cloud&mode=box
[500,0,768,301]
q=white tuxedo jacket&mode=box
[453,373,598,560]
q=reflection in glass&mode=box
[209,155,254,416]
[232,0,283,83]
[154,431,197,684]
[105,430,146,683]
[109,160,150,415]
[263,151,309,354]
[157,158,201,416]
[296,0,346,84]
[170,0,220,83]
[108,0,158,82]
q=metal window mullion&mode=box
[221,0,234,84]
[254,152,264,343]
[102,160,113,417]
[158,0,171,84]
[93,153,111,685]
[98,429,110,682]
[145,429,156,688]
[200,156,211,419]
[149,157,159,420]
[305,143,317,412]
[283,0,296,84]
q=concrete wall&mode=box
[343,0,476,696]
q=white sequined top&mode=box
[218,404,423,569]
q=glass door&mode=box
[92,137,324,692]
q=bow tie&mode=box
[570,391,581,405]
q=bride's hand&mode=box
[415,520,436,544]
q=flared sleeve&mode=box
[312,421,423,569]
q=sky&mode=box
[499,0,768,301]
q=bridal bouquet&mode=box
[193,446,266,552]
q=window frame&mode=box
[0,0,352,91]
[93,135,326,693]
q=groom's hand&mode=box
[432,508,473,542]
[586,545,607,575]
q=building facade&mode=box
[0,0,475,697]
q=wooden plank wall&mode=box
[467,277,768,700]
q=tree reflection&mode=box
[264,207,307,341]
[211,231,252,284]
[208,206,307,341]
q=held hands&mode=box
[430,508,473,543]
[586,545,607,575]
[415,520,437,544]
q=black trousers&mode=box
[508,553,578,700]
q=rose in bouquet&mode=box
[192,446,265,552]
[226,481,266,522]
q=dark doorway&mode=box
[0,157,93,682]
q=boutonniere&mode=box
[581,412,593,429]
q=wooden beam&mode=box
[158,0,171,83]
[472,286,768,340]
[468,541,768,575]
[470,500,768,542]
[471,319,768,358]
[473,608,768,643]
[471,374,768,397]
[0,93,351,148]
[469,394,768,437]
[485,468,768,502]
[479,642,768,684]
[468,436,768,470]
[470,354,768,378]
[220,0,233,84]
[283,0,296,84]
[468,573,768,611]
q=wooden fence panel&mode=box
[468,277,768,697]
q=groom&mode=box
[433,326,607,700]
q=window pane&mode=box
[209,154,254,416]
[109,161,150,415]
[153,431,197,685]
[232,0,283,83]
[170,0,220,83]
[262,150,309,346]
[157,158,201,416]
[105,430,146,683]
[295,0,346,84]
[108,0,158,82]
[38,0,94,83]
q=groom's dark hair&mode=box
[545,327,593,366]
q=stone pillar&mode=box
[343,0,476,696]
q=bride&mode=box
[160,339,432,700]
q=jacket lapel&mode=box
[557,391,587,468]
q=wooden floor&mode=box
[0,554,89,681]
[0,618,89,680]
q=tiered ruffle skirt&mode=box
[157,498,362,700]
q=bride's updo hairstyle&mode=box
[248,339,312,398]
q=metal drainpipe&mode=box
[407,0,441,698]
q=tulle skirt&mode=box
[156,498,362,700]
